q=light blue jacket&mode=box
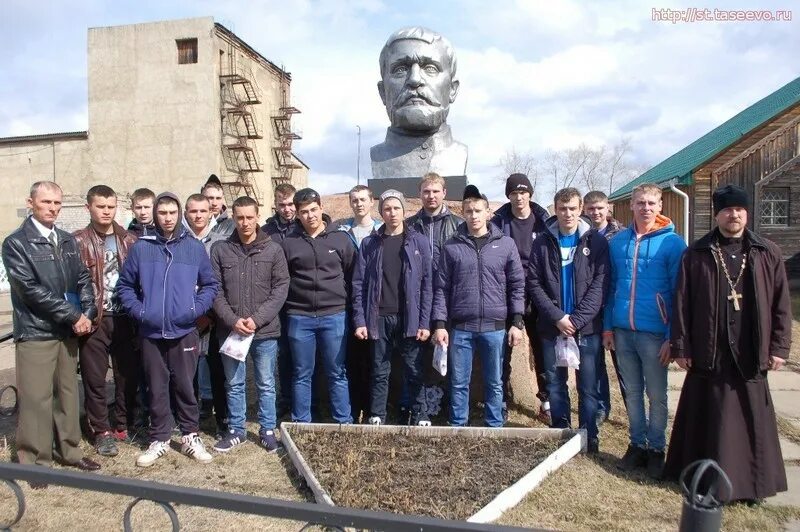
[603,215,686,339]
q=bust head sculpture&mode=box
[370,27,468,180]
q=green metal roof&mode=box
[610,75,800,200]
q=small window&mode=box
[760,187,789,226]
[176,38,198,64]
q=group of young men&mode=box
[3,171,791,503]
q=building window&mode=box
[760,188,789,226]
[176,38,198,64]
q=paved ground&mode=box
[668,365,800,512]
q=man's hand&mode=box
[434,329,449,347]
[243,317,257,332]
[602,331,615,351]
[769,356,785,371]
[674,357,692,370]
[658,340,671,367]
[72,314,92,336]
[416,329,431,342]
[354,326,368,340]
[233,318,255,336]
[556,314,576,336]
[507,326,523,347]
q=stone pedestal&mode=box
[368,176,467,201]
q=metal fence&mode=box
[0,462,539,532]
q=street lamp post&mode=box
[356,125,361,185]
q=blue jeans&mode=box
[197,354,212,400]
[449,329,505,427]
[287,312,352,424]
[220,338,278,436]
[542,334,601,441]
[613,328,668,451]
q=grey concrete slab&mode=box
[784,519,800,531]
[771,391,800,420]
[768,466,800,507]
[782,437,800,461]
[768,370,800,391]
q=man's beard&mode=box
[389,105,449,132]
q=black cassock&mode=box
[664,235,787,501]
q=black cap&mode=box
[463,184,487,202]
[505,173,533,197]
[712,184,749,216]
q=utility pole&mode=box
[356,125,361,185]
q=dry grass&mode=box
[496,352,800,531]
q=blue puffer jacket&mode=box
[117,193,219,339]
[527,217,609,340]
[603,214,686,338]
[432,223,525,332]
[352,226,433,339]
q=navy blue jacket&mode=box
[432,223,525,332]
[352,226,433,339]
[527,217,609,340]
[117,193,219,339]
[490,201,550,272]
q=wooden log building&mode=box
[610,76,800,279]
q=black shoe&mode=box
[587,439,599,455]
[68,458,101,471]
[617,444,648,471]
[94,432,119,457]
[646,449,665,480]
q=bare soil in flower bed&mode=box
[289,430,561,520]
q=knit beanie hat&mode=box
[505,173,533,197]
[379,189,405,212]
[713,184,749,215]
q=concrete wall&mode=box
[0,137,89,239]
[87,17,222,205]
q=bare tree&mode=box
[497,148,539,192]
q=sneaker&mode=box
[199,399,213,420]
[260,430,279,453]
[213,430,245,453]
[647,449,665,480]
[368,416,382,425]
[618,444,648,472]
[417,418,432,427]
[136,440,170,467]
[94,431,119,457]
[180,433,213,463]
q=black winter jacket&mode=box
[2,217,96,341]
[406,206,462,271]
[281,223,355,316]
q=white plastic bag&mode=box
[219,331,254,362]
[433,343,448,376]
[555,336,580,369]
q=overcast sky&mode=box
[2,0,799,202]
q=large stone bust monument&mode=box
[370,27,468,180]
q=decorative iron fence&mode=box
[0,462,538,532]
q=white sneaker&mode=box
[417,420,432,427]
[136,440,170,467]
[368,416,382,425]
[180,433,212,463]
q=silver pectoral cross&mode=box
[728,288,742,311]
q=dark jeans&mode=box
[369,314,426,424]
[348,335,371,423]
[276,314,292,417]
[78,315,140,434]
[141,331,201,442]
[205,329,228,428]
[503,310,548,404]
[542,334,601,441]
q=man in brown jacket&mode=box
[664,184,792,502]
[210,196,289,453]
[74,185,139,457]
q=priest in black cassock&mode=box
[664,184,792,502]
